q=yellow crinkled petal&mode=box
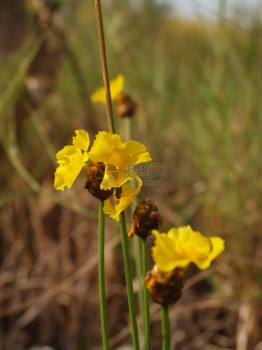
[103,176,142,221]
[152,226,225,272]
[54,149,87,190]
[152,230,191,272]
[88,132,122,163]
[195,236,225,270]
[54,131,90,191]
[72,129,90,151]
[101,164,123,190]
[123,140,152,164]
[173,226,212,261]
[101,163,137,190]
[56,145,77,166]
[91,74,124,104]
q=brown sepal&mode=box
[145,265,184,306]
[116,93,138,118]
[85,162,114,200]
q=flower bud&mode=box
[116,93,137,118]
[145,265,184,305]
[85,162,114,200]
[128,198,162,238]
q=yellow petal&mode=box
[56,145,77,165]
[101,164,121,190]
[72,129,90,151]
[89,131,122,163]
[123,140,152,164]
[152,230,190,272]
[110,74,125,100]
[91,74,124,104]
[54,131,90,191]
[54,149,87,190]
[103,199,116,219]
[54,168,67,191]
[103,176,142,221]
[195,236,225,270]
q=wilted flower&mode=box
[128,198,162,238]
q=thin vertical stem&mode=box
[132,235,144,346]
[161,305,170,350]
[94,0,115,134]
[124,117,132,141]
[119,211,140,350]
[141,238,151,350]
[98,200,109,350]
[124,117,145,347]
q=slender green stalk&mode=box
[94,0,115,134]
[161,305,170,350]
[98,200,109,350]
[119,211,140,350]
[141,238,150,350]
[124,117,132,141]
[132,236,144,343]
[124,117,146,347]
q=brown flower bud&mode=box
[116,93,137,118]
[85,162,114,200]
[128,198,162,238]
[145,265,184,305]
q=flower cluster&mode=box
[54,130,151,220]
[54,75,226,311]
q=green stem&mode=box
[124,117,132,141]
[161,305,170,350]
[119,211,140,350]
[98,200,109,350]
[124,117,146,347]
[132,236,144,343]
[141,238,150,350]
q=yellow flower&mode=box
[103,176,142,221]
[54,129,151,219]
[54,130,90,190]
[152,226,225,272]
[91,74,124,104]
[88,131,151,190]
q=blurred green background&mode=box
[0,0,261,349]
